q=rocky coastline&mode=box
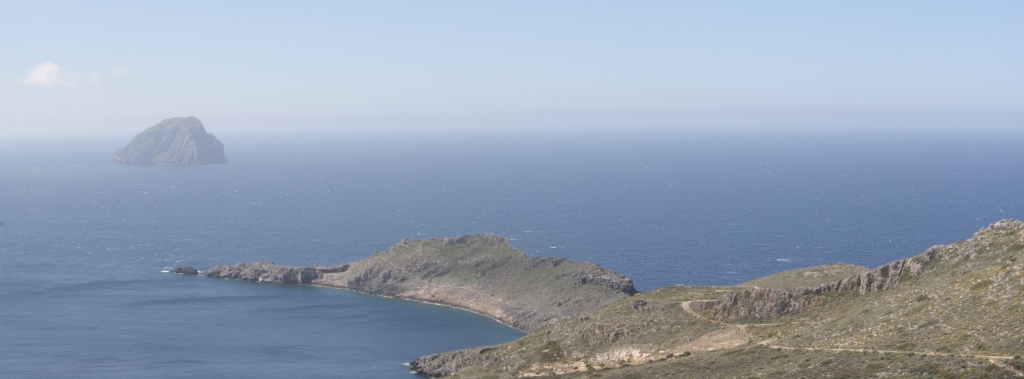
[173,221,1024,378]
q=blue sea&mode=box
[1,126,1022,378]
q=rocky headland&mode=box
[177,221,1024,378]
[114,117,227,165]
[189,233,636,332]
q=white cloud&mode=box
[19,62,136,88]
[21,62,81,87]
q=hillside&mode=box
[741,263,867,291]
[182,221,1024,378]
[411,220,1024,378]
[738,219,1024,355]
[199,234,636,331]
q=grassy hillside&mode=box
[742,263,867,290]
[417,220,1024,378]
[559,345,1017,379]
[745,220,1024,356]
[316,234,636,332]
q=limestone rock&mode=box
[114,117,227,165]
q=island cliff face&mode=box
[200,234,636,332]
[114,117,227,165]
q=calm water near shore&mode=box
[1,127,1022,378]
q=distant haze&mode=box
[2,2,1022,136]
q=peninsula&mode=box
[114,117,227,165]
[177,221,1024,378]
[187,234,636,332]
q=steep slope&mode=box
[114,116,227,165]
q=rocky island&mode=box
[114,117,227,165]
[177,221,1024,378]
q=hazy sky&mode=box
[2,1,1022,135]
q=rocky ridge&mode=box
[700,219,1024,320]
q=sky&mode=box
[1,1,1022,136]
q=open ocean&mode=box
[1,127,1022,378]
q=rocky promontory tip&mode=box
[114,117,227,165]
[168,266,199,275]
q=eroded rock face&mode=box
[701,219,1024,321]
[114,117,227,165]
[701,254,927,319]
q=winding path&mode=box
[680,300,1022,377]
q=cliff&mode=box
[700,219,1024,320]
[114,117,227,165]
[198,234,636,332]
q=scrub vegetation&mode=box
[414,220,1024,378]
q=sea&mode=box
[1,126,1022,378]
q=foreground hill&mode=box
[199,234,636,331]
[732,219,1024,356]
[410,221,1024,378]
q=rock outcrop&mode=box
[169,266,199,275]
[114,117,227,165]
[701,219,1024,320]
[410,345,516,378]
[203,261,330,284]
